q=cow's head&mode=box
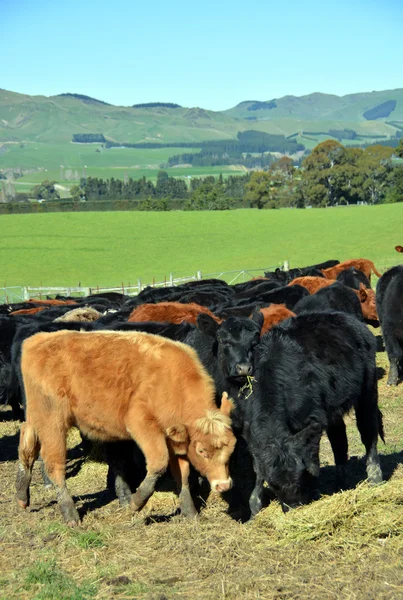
[263,423,322,511]
[357,284,379,326]
[187,392,236,492]
[196,313,263,383]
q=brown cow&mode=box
[16,330,236,525]
[288,276,337,294]
[128,301,222,325]
[395,246,403,253]
[258,305,296,336]
[322,259,382,283]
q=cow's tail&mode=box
[377,409,385,444]
[18,422,40,469]
[372,262,382,278]
[16,422,41,509]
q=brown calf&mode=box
[321,259,382,283]
[258,304,296,336]
[128,301,222,325]
[288,276,337,294]
[395,246,403,253]
[16,330,236,525]
[353,284,379,323]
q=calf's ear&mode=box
[197,314,220,337]
[358,283,367,302]
[292,423,322,446]
[166,425,189,443]
[251,308,264,331]
[220,391,234,416]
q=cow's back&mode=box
[21,330,215,439]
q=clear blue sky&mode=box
[2,0,402,111]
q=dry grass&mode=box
[0,345,402,600]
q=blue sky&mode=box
[2,0,402,111]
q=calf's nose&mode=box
[212,478,233,493]
[235,363,253,376]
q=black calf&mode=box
[238,311,383,515]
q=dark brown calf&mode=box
[16,330,236,525]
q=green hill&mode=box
[1,87,402,180]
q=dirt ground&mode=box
[0,347,402,600]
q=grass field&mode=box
[1,203,403,289]
[0,203,402,598]
[0,343,402,600]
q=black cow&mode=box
[376,265,403,385]
[336,267,371,290]
[237,311,383,516]
[293,282,363,321]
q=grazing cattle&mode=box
[376,265,403,385]
[238,312,383,516]
[257,305,295,336]
[53,307,102,322]
[128,302,222,326]
[336,267,371,290]
[215,285,309,318]
[288,276,337,294]
[395,246,403,253]
[16,330,236,525]
[322,259,382,283]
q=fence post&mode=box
[137,279,142,292]
[169,273,174,286]
[283,260,289,271]
[23,287,29,300]
[197,270,202,280]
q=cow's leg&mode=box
[383,331,402,386]
[387,356,399,386]
[249,457,265,518]
[326,417,348,489]
[169,453,198,518]
[39,427,80,526]
[105,441,146,506]
[16,423,40,509]
[355,391,383,485]
[126,418,169,512]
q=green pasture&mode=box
[1,143,199,171]
[1,203,402,289]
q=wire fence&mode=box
[0,263,286,304]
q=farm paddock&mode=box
[0,348,402,599]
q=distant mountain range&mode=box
[1,87,403,147]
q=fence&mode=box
[0,263,288,304]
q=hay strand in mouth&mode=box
[239,376,256,399]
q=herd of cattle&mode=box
[2,252,403,525]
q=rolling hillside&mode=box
[1,87,402,180]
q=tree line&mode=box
[1,140,402,213]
